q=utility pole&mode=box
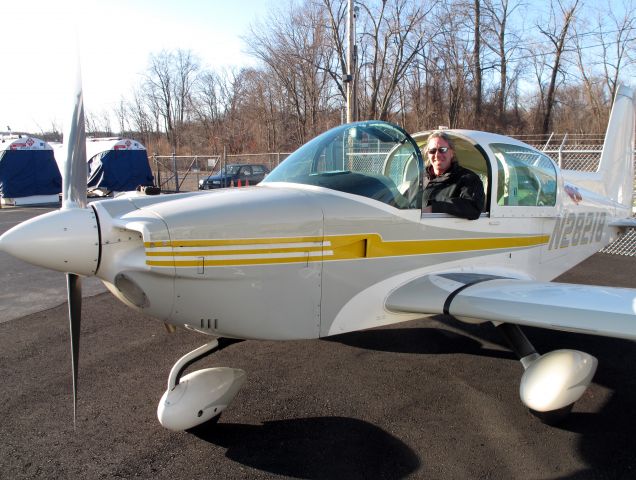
[346,0,358,123]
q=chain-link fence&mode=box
[516,134,604,171]
[601,229,636,256]
[150,152,290,192]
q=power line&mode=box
[494,35,636,65]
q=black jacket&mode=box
[422,163,485,220]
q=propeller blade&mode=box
[67,273,82,426]
[59,37,90,428]
[61,47,87,210]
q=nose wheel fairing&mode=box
[157,339,246,431]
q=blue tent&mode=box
[85,138,154,193]
[0,136,61,198]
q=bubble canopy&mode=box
[263,121,424,209]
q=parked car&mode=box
[198,164,270,190]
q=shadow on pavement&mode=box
[327,319,636,478]
[326,323,514,360]
[190,416,420,479]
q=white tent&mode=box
[0,135,61,206]
[85,138,154,195]
[53,137,154,196]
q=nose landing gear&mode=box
[157,338,246,431]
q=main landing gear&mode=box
[156,326,598,430]
[157,338,246,431]
[497,323,598,424]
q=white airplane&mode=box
[1,75,634,432]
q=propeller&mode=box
[67,273,82,424]
[0,42,94,426]
[62,45,88,210]
[62,48,88,426]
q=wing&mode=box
[386,272,636,341]
[609,218,636,228]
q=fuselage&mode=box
[90,175,622,341]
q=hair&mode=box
[426,131,457,165]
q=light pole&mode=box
[346,0,358,123]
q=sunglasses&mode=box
[427,147,449,155]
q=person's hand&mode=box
[422,206,433,213]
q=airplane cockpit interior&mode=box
[412,131,492,213]
[264,120,560,216]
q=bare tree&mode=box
[319,0,349,103]
[191,69,224,150]
[85,111,99,136]
[114,97,129,135]
[572,25,606,131]
[126,86,156,149]
[536,0,581,134]
[596,0,635,102]
[246,1,334,144]
[472,0,483,124]
[174,50,199,129]
[428,0,474,128]
[48,120,62,143]
[84,109,112,136]
[482,0,524,125]
[143,49,200,152]
[355,0,431,120]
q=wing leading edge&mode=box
[386,273,636,341]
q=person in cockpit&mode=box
[421,131,484,220]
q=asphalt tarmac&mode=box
[1,207,635,479]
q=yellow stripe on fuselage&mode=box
[144,233,549,267]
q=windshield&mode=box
[221,165,241,175]
[264,121,423,209]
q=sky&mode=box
[1,0,276,134]
[2,0,628,135]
